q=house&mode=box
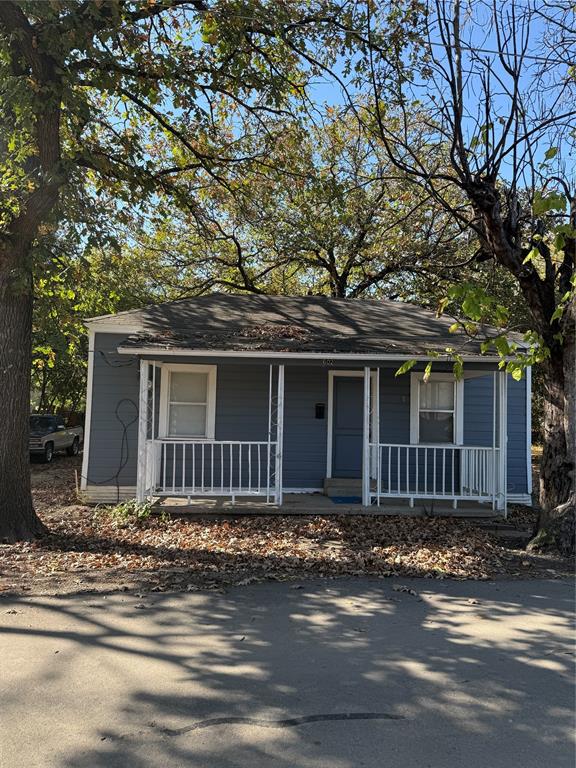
[81,294,532,514]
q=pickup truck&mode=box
[29,415,83,463]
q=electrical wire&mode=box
[78,398,138,504]
[78,352,140,503]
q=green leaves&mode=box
[436,296,450,316]
[461,295,482,320]
[452,355,463,380]
[446,283,509,328]
[507,362,524,381]
[31,236,169,412]
[533,190,567,216]
[549,279,575,326]
[543,146,558,160]
[493,335,514,357]
[523,247,539,264]
[395,359,417,376]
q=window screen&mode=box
[418,380,455,443]
[167,371,209,437]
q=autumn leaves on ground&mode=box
[0,456,572,596]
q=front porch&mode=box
[135,360,508,515]
[152,492,501,518]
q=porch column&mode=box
[362,366,371,506]
[372,368,380,499]
[136,359,150,503]
[497,370,508,514]
[492,372,497,511]
[275,364,285,506]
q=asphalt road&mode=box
[1,578,574,768]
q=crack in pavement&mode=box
[160,712,406,736]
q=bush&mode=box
[102,499,154,526]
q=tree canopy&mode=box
[0,0,574,551]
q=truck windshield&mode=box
[30,416,54,430]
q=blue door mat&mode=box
[330,496,362,504]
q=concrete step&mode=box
[323,478,362,497]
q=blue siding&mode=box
[507,376,528,494]
[379,369,411,443]
[463,373,528,493]
[88,333,140,485]
[283,367,328,487]
[464,375,494,447]
[86,336,529,496]
[215,364,269,441]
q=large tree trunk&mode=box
[469,192,574,556]
[0,4,63,541]
[530,302,575,556]
[0,255,45,541]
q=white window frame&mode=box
[410,372,463,445]
[159,363,217,440]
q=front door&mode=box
[332,377,364,478]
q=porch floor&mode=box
[152,492,502,518]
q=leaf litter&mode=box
[0,456,572,595]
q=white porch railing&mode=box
[137,362,285,505]
[146,439,279,503]
[369,443,501,508]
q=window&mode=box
[410,374,462,444]
[419,380,454,443]
[160,365,216,438]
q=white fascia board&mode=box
[116,345,500,363]
[86,323,144,334]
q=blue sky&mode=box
[303,3,575,183]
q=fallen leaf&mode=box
[393,585,419,597]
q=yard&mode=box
[0,455,571,597]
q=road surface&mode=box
[1,578,574,767]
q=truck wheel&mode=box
[66,438,79,457]
[43,442,54,463]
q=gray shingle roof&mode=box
[89,293,501,357]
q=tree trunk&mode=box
[0,255,45,541]
[530,303,575,556]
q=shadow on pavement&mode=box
[1,578,574,767]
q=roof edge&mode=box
[116,344,501,363]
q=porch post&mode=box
[275,364,285,506]
[373,367,380,491]
[492,372,497,511]
[267,365,273,503]
[151,363,159,499]
[362,366,371,506]
[136,359,150,503]
[498,371,508,514]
